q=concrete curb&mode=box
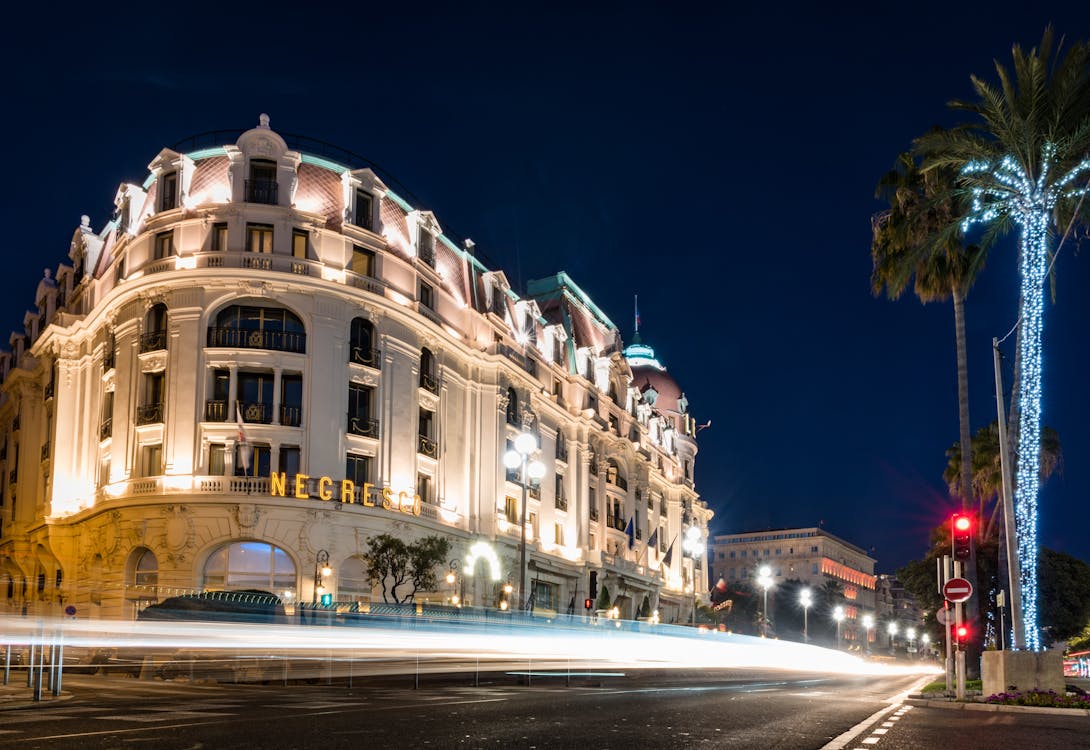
[906,696,1090,717]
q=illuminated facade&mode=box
[0,116,711,622]
[709,527,876,644]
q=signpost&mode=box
[943,577,973,603]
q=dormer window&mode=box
[247,159,278,205]
[354,189,374,231]
[159,172,177,212]
[418,229,435,267]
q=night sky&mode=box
[4,4,1090,574]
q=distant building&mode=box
[874,574,923,630]
[0,116,712,623]
[710,527,877,645]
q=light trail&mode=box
[0,614,939,678]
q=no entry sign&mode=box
[943,577,973,603]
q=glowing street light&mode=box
[504,431,546,611]
[863,614,875,652]
[833,606,845,650]
[799,588,812,643]
[756,565,773,637]
[683,526,705,625]
[312,549,332,605]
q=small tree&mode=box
[596,584,611,611]
[639,594,652,619]
[362,533,451,603]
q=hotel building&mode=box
[0,116,711,623]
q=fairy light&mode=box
[961,144,1090,652]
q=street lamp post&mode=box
[313,549,331,604]
[799,588,812,643]
[682,526,705,626]
[446,560,461,606]
[756,565,773,637]
[862,614,875,653]
[833,606,845,649]
[888,622,899,653]
[504,431,545,612]
[906,626,917,657]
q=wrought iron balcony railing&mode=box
[205,400,228,422]
[419,372,439,394]
[136,402,164,425]
[350,347,380,368]
[245,178,279,205]
[206,327,306,354]
[139,330,167,353]
[280,405,302,427]
[417,434,437,459]
[99,418,113,441]
[347,415,379,438]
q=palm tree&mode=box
[917,28,1090,651]
[871,150,987,513]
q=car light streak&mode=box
[0,614,938,677]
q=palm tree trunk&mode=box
[953,289,972,513]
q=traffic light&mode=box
[589,571,598,600]
[955,624,969,650]
[951,513,973,561]
[320,593,333,606]
[584,598,593,610]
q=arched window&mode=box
[132,549,158,589]
[140,303,168,352]
[349,317,377,367]
[207,304,306,354]
[419,347,438,393]
[506,387,519,425]
[607,459,628,491]
[202,541,296,596]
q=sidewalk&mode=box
[906,677,1090,717]
[0,673,72,710]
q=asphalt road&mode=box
[0,670,924,749]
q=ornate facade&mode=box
[0,116,711,622]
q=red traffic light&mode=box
[956,625,968,639]
[584,598,593,610]
[954,516,971,532]
[951,513,973,561]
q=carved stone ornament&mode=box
[352,371,379,388]
[140,352,168,373]
[303,511,333,555]
[234,503,262,532]
[163,505,194,553]
[253,137,274,157]
[94,510,123,557]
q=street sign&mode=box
[936,607,951,624]
[64,605,76,616]
[943,577,973,603]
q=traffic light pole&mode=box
[954,560,966,701]
[940,555,952,694]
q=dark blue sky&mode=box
[4,3,1090,572]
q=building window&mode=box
[205,369,230,422]
[159,171,177,212]
[153,231,174,260]
[237,372,274,424]
[506,387,519,425]
[246,159,278,204]
[100,391,114,440]
[208,305,306,354]
[279,445,300,476]
[505,496,518,524]
[208,443,227,475]
[246,223,274,253]
[347,384,377,437]
[235,444,270,477]
[138,443,162,477]
[351,245,374,276]
[291,229,308,260]
[418,229,435,266]
[140,303,168,352]
[418,408,437,458]
[419,347,438,393]
[281,374,303,427]
[554,522,565,546]
[418,280,434,310]
[417,473,433,504]
[346,453,371,487]
[202,541,295,593]
[133,548,158,589]
[211,222,228,252]
[354,190,373,230]
[349,317,378,367]
[137,372,165,425]
[555,474,565,510]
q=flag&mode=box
[634,294,641,333]
[648,527,659,550]
[235,402,252,474]
[625,516,635,550]
[663,535,678,566]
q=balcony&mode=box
[99,418,113,441]
[204,400,228,422]
[206,327,306,355]
[136,402,164,425]
[238,402,272,424]
[419,372,439,394]
[556,441,568,463]
[103,348,115,370]
[350,347,380,369]
[139,330,167,353]
[347,415,379,438]
[417,434,437,459]
[40,442,50,460]
[245,178,278,205]
[555,495,568,511]
[607,516,626,532]
[589,507,599,522]
[280,405,302,427]
[606,473,628,491]
[528,484,541,500]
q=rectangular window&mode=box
[139,444,162,477]
[347,384,376,436]
[346,453,371,486]
[418,230,435,266]
[159,172,177,211]
[418,280,434,310]
[417,473,432,504]
[236,444,270,477]
[351,245,374,276]
[211,222,228,252]
[505,496,518,524]
[291,229,308,259]
[246,223,274,253]
[554,522,564,546]
[98,453,111,487]
[153,231,173,260]
[554,474,564,501]
[279,445,300,476]
[281,374,303,426]
[354,190,373,230]
[208,443,226,475]
[237,372,274,424]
